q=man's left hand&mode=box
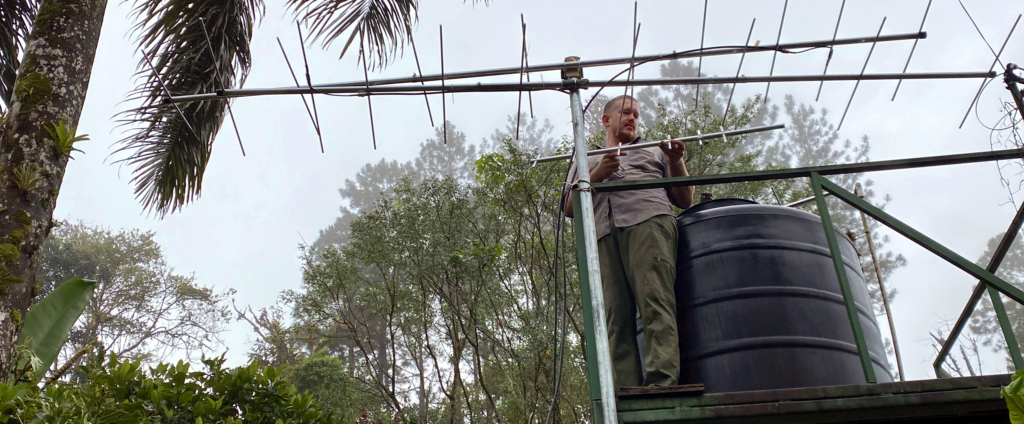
[659,139,686,163]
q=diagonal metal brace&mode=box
[933,200,1024,376]
[815,175,1024,307]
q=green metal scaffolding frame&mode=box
[569,63,1024,423]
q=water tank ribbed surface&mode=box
[675,199,892,393]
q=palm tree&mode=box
[0,0,448,375]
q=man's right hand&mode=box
[591,151,627,182]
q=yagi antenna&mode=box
[440,24,447,144]
[522,13,534,120]
[199,18,246,156]
[169,30,930,103]
[763,0,789,104]
[724,19,757,123]
[615,2,640,138]
[837,17,886,131]
[408,25,435,127]
[139,49,202,144]
[959,14,1020,129]
[816,0,846,102]
[360,38,378,150]
[296,22,326,153]
[517,14,528,141]
[693,0,708,110]
[891,0,932,101]
[276,37,324,152]
[960,0,1005,70]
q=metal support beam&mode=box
[312,31,928,88]
[166,71,995,103]
[989,288,1023,368]
[594,148,1022,192]
[933,194,1024,376]
[1007,63,1024,119]
[811,173,877,383]
[815,177,1024,307]
[568,82,617,424]
[572,191,607,423]
[532,124,785,164]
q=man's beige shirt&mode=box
[568,139,678,240]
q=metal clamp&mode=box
[561,56,584,80]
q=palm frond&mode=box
[287,0,417,70]
[0,0,39,108]
[115,0,264,216]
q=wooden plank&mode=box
[618,387,1007,423]
[617,374,1011,412]
[619,385,706,400]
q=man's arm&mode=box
[563,152,626,218]
[659,139,694,210]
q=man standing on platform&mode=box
[564,95,694,388]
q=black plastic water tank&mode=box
[676,199,892,393]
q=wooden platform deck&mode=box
[615,374,1012,423]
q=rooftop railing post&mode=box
[811,172,877,383]
[566,61,617,423]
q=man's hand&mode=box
[659,138,686,164]
[591,151,627,182]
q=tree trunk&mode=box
[0,0,107,375]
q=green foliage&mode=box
[12,71,50,107]
[0,244,18,263]
[44,121,88,158]
[282,352,363,423]
[7,230,23,246]
[38,221,233,363]
[1004,369,1024,423]
[267,127,584,422]
[0,353,332,423]
[12,210,30,228]
[0,0,38,107]
[11,163,41,194]
[15,277,96,383]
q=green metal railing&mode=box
[567,65,1024,422]
[591,147,1024,385]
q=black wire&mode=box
[975,77,1020,132]
[545,157,577,424]
[582,44,830,115]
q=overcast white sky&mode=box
[57,0,1024,380]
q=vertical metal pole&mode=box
[1001,64,1024,370]
[989,287,1024,369]
[1007,63,1024,117]
[570,85,618,424]
[855,183,904,380]
[811,173,877,383]
[572,192,606,423]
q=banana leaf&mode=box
[16,277,96,381]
